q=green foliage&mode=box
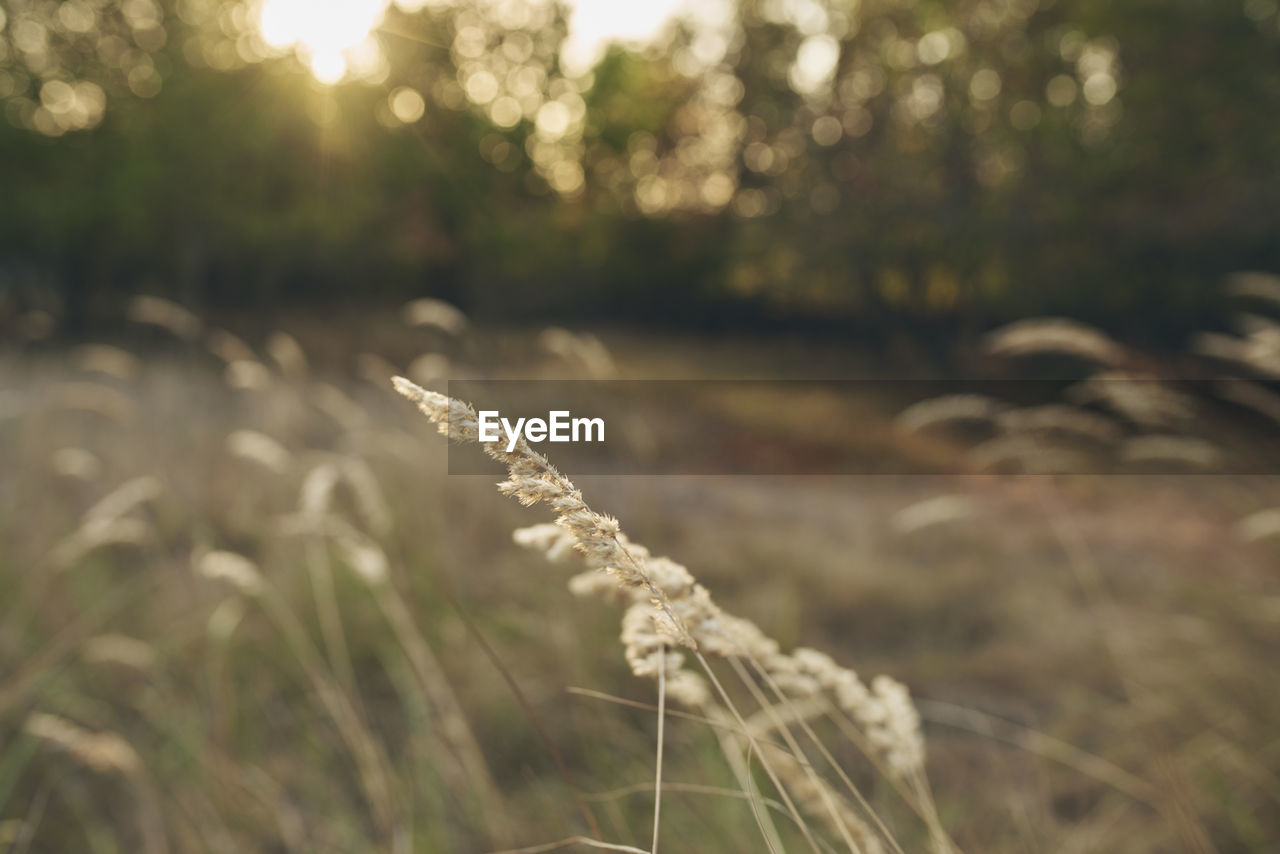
[0,0,1277,341]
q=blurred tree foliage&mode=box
[0,0,1277,342]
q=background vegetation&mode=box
[2,0,1278,343]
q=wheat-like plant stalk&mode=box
[195,548,408,850]
[25,713,168,854]
[392,377,946,853]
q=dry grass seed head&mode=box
[266,331,308,380]
[1226,271,1280,307]
[48,381,138,425]
[126,295,202,340]
[25,713,142,776]
[51,447,103,481]
[84,476,164,528]
[891,495,977,537]
[896,394,1006,434]
[205,328,257,364]
[407,352,451,386]
[75,344,140,381]
[225,360,273,391]
[983,317,1127,366]
[995,404,1122,445]
[1120,435,1224,470]
[402,298,469,335]
[1067,371,1195,428]
[82,634,157,671]
[226,429,294,474]
[196,549,265,596]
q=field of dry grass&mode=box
[1,305,1278,853]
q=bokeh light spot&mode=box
[969,68,1001,102]
[258,0,387,84]
[790,35,840,95]
[1082,72,1117,105]
[489,95,522,128]
[811,115,843,146]
[1046,74,1078,107]
[389,86,425,123]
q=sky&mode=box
[257,0,714,83]
[560,0,692,73]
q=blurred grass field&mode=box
[1,315,1279,852]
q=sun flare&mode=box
[258,0,389,84]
